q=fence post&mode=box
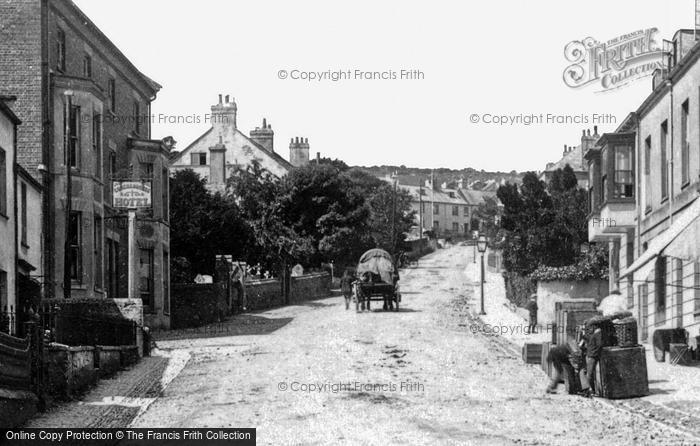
[24,320,45,410]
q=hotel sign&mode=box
[112,181,152,209]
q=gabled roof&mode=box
[544,144,587,173]
[459,189,499,206]
[170,126,293,170]
[170,127,214,163]
[401,185,467,205]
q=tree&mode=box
[497,167,602,276]
[365,182,415,254]
[227,160,313,273]
[278,164,372,266]
[169,169,249,279]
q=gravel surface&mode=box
[125,246,700,445]
[23,246,700,444]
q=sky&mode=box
[73,0,695,172]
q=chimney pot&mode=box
[225,95,230,103]
[594,125,598,135]
[263,118,267,128]
[587,129,591,136]
[218,94,222,104]
[582,130,586,136]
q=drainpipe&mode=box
[667,80,674,226]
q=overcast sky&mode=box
[74,0,694,172]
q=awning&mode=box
[621,196,700,278]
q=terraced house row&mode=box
[0,0,171,329]
[586,28,700,344]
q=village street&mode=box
[26,246,700,445]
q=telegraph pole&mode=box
[391,171,397,253]
[419,179,423,243]
[63,91,73,299]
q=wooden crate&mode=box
[669,343,691,365]
[522,342,543,364]
[561,310,601,346]
[554,301,599,346]
[595,346,649,399]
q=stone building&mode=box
[540,128,600,189]
[0,97,44,336]
[587,28,700,344]
[0,0,171,328]
[0,98,20,330]
[170,95,309,190]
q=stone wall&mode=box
[536,280,607,326]
[45,298,144,357]
[45,343,138,400]
[290,273,331,304]
[246,279,284,310]
[170,272,331,329]
[0,388,38,429]
[45,344,98,400]
[170,283,228,329]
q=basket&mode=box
[584,316,617,347]
[613,317,638,347]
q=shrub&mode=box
[502,271,537,308]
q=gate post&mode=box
[24,319,45,410]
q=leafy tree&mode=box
[226,160,313,273]
[278,164,371,266]
[498,168,591,275]
[169,169,249,279]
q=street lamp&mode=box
[472,230,479,264]
[477,234,488,315]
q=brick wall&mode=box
[0,0,43,180]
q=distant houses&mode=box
[377,174,502,239]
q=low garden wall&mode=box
[45,343,139,400]
[0,388,38,428]
[46,344,98,400]
[170,283,228,329]
[537,279,607,326]
[246,279,284,310]
[290,273,331,304]
[43,298,144,357]
[170,272,332,329]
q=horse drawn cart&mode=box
[353,249,401,312]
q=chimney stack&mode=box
[289,136,310,167]
[250,117,274,152]
[208,137,227,188]
[210,94,237,130]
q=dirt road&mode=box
[126,246,696,445]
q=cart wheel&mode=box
[653,344,665,362]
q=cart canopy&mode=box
[356,249,396,284]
